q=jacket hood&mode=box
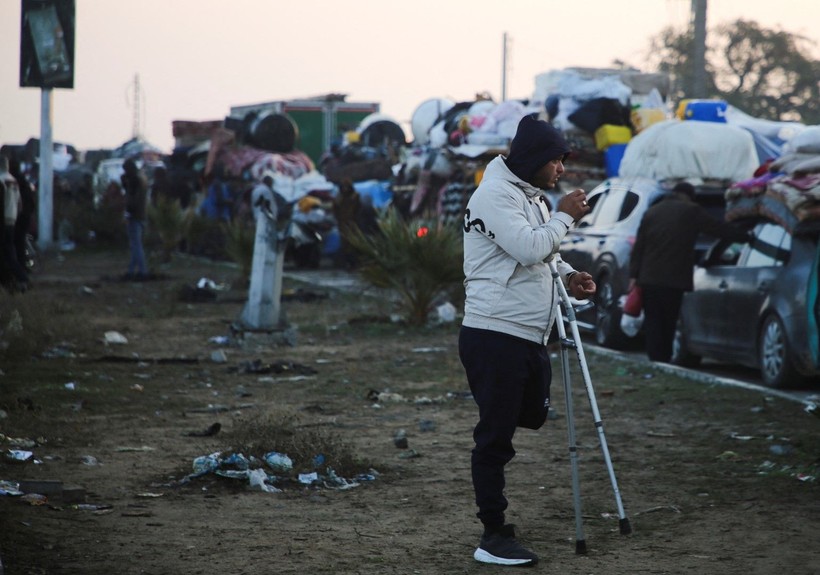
[504,115,570,184]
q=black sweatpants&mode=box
[641,285,684,362]
[459,326,552,529]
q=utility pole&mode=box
[501,32,508,102]
[691,0,708,98]
[132,73,141,139]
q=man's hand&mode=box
[556,188,591,221]
[569,271,596,300]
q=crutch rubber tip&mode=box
[575,540,587,554]
[619,518,632,535]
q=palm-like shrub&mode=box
[147,196,191,262]
[345,209,464,325]
[223,219,256,286]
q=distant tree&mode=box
[648,19,820,124]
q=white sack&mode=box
[618,120,759,182]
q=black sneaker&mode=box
[474,524,538,567]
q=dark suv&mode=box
[559,176,727,348]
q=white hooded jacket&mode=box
[462,155,576,344]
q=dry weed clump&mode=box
[228,408,369,479]
[0,293,81,364]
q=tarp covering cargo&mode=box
[726,125,820,232]
[618,120,759,182]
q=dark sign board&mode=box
[19,0,76,89]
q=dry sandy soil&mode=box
[0,248,818,575]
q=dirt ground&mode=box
[1,248,818,575]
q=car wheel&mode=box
[672,321,701,368]
[593,275,627,349]
[758,314,801,388]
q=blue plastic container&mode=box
[684,100,728,123]
[605,143,628,177]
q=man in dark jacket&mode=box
[629,181,749,362]
[122,159,148,280]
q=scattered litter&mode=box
[367,389,405,403]
[104,331,129,345]
[769,444,794,456]
[716,451,740,460]
[298,472,319,485]
[248,468,281,493]
[185,423,222,438]
[634,505,682,516]
[646,431,676,438]
[209,336,230,345]
[115,446,155,452]
[211,350,228,364]
[20,493,48,505]
[73,503,113,511]
[192,452,221,475]
[79,455,99,466]
[412,347,446,353]
[64,382,76,390]
[398,449,420,459]
[434,301,456,323]
[197,277,226,290]
[130,383,144,392]
[231,359,318,376]
[135,492,164,498]
[393,429,408,449]
[418,420,436,432]
[4,450,34,464]
[264,452,293,473]
[41,346,77,359]
[6,436,37,449]
[0,480,22,496]
[729,432,756,441]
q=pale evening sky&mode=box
[1,0,818,153]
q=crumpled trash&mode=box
[298,472,319,485]
[393,429,408,449]
[435,302,456,323]
[5,449,34,463]
[248,468,281,493]
[192,452,221,475]
[0,480,23,496]
[104,331,128,345]
[264,451,293,473]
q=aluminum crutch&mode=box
[549,259,632,541]
[552,296,588,554]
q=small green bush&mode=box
[345,209,464,325]
[147,196,192,262]
[222,219,255,286]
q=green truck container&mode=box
[229,94,380,166]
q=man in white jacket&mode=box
[460,115,595,567]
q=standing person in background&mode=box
[122,158,149,280]
[460,115,596,567]
[8,155,35,279]
[332,178,362,269]
[629,181,750,362]
[0,155,28,292]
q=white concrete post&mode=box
[38,88,54,251]
[239,184,286,330]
